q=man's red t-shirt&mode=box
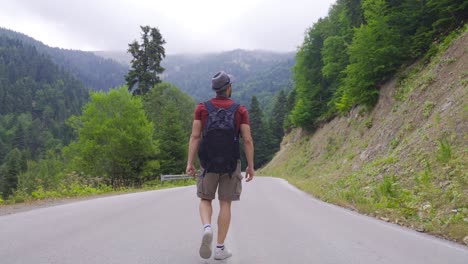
[194,97,250,134]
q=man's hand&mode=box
[245,166,254,182]
[186,163,196,177]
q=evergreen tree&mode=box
[143,82,194,135]
[249,96,273,168]
[0,34,89,176]
[288,0,467,130]
[270,90,287,147]
[126,26,166,95]
[338,0,404,111]
[426,0,467,36]
[157,103,187,174]
[290,18,328,128]
[0,148,25,198]
[142,82,194,174]
[283,89,296,132]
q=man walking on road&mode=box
[186,71,255,260]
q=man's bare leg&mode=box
[217,200,231,244]
[199,199,213,259]
[199,199,213,225]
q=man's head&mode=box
[212,71,233,97]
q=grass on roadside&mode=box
[1,179,196,205]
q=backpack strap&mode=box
[227,103,240,113]
[228,103,240,137]
[204,100,217,113]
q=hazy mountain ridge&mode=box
[162,50,295,106]
[94,49,295,107]
[0,27,294,109]
[0,27,128,91]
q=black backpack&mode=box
[198,101,240,174]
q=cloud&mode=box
[0,0,335,53]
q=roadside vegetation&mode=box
[261,26,468,244]
[0,27,194,205]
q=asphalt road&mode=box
[0,177,467,264]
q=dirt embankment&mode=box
[261,30,467,244]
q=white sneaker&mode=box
[214,247,232,260]
[199,229,213,259]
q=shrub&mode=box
[436,138,452,163]
[423,101,435,118]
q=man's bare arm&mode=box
[186,120,202,177]
[240,124,254,182]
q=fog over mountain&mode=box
[0,0,335,54]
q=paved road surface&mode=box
[0,177,467,264]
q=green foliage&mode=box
[249,96,275,168]
[0,148,25,199]
[341,0,403,109]
[322,36,348,81]
[141,160,161,182]
[416,162,433,186]
[291,0,467,128]
[335,89,354,113]
[0,36,89,151]
[157,103,187,174]
[269,90,288,147]
[162,50,294,107]
[143,82,194,135]
[389,136,400,149]
[290,18,328,128]
[436,138,452,163]
[364,117,373,129]
[375,176,400,202]
[0,27,127,91]
[16,151,65,194]
[65,87,157,187]
[126,26,166,95]
[283,89,297,132]
[423,101,435,118]
[325,136,342,159]
[143,82,195,174]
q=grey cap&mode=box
[211,71,233,92]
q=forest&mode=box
[288,0,467,129]
[0,0,466,203]
[0,26,288,202]
[0,36,89,198]
[0,27,128,91]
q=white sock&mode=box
[216,243,225,250]
[203,224,211,232]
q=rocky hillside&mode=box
[261,29,467,244]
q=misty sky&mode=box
[0,0,336,54]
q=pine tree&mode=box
[157,103,188,174]
[270,90,287,147]
[126,26,166,95]
[283,89,296,132]
[249,96,273,168]
[0,148,25,198]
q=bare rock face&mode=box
[463,236,468,246]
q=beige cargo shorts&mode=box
[196,160,243,201]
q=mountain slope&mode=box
[161,50,294,106]
[0,34,91,197]
[95,49,295,107]
[0,28,128,91]
[261,29,468,244]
